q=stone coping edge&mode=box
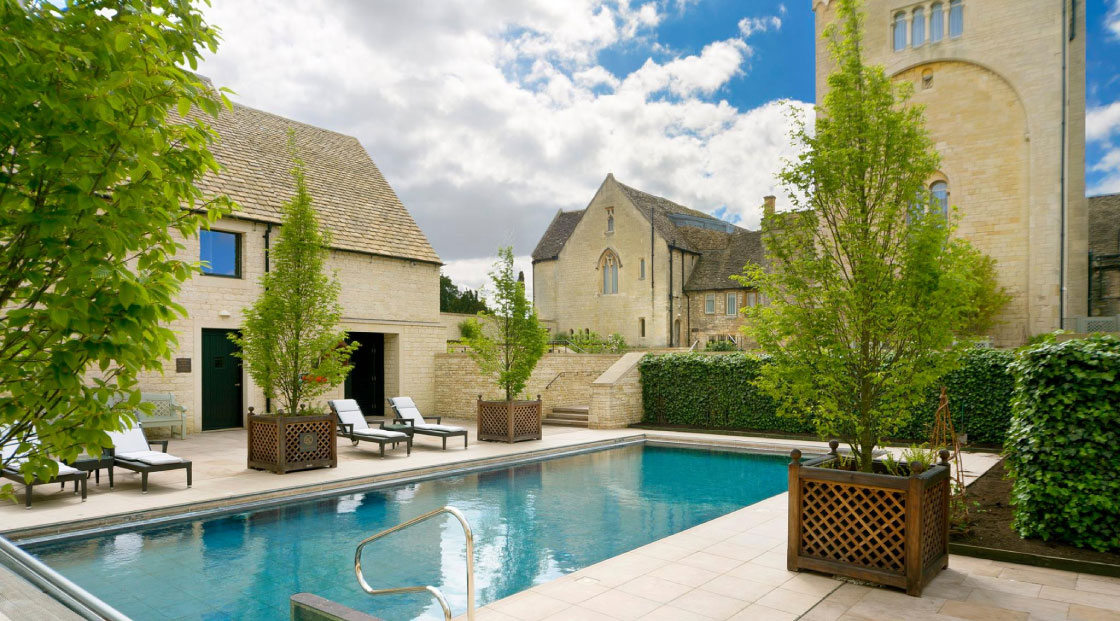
[6,432,832,544]
[948,542,1120,579]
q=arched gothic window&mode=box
[599,250,619,295]
[911,7,926,47]
[930,181,949,218]
[930,2,944,43]
[949,0,963,38]
[893,12,907,51]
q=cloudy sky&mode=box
[197,0,1120,293]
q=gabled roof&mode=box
[193,102,440,264]
[532,210,584,261]
[530,174,766,289]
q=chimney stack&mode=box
[763,195,776,217]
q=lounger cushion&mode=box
[116,450,184,466]
[107,423,152,454]
[330,400,371,432]
[2,460,80,477]
[390,396,416,409]
[414,423,466,433]
[352,429,408,440]
[394,406,427,425]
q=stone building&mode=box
[531,174,766,348]
[138,103,444,433]
[1088,193,1120,317]
[812,0,1088,345]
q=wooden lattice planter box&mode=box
[477,396,542,443]
[787,442,951,596]
[247,409,338,474]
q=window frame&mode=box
[639,318,646,338]
[600,250,619,295]
[911,7,926,47]
[949,0,963,38]
[199,229,242,279]
[605,207,615,234]
[930,180,949,218]
[929,2,944,43]
[639,258,646,280]
[705,293,715,315]
[892,12,907,51]
[725,292,737,316]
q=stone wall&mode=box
[589,352,645,429]
[812,0,1088,345]
[434,353,624,418]
[134,216,444,433]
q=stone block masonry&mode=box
[434,353,623,419]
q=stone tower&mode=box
[812,0,1087,345]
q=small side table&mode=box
[65,454,114,492]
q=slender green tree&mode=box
[231,135,356,414]
[0,0,232,495]
[739,0,1007,472]
[465,248,548,401]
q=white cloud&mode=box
[1088,102,1120,143]
[197,0,807,288]
[1108,0,1120,39]
[738,16,782,38]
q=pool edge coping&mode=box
[7,433,828,544]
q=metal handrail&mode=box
[354,505,474,621]
[0,534,131,621]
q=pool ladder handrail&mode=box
[354,505,475,621]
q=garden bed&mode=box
[953,459,1120,567]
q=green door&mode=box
[202,329,243,430]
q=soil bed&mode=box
[953,459,1120,566]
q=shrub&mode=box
[895,348,1015,446]
[458,318,481,340]
[639,353,813,433]
[704,340,738,352]
[566,331,627,354]
[1004,336,1120,552]
[640,349,1015,444]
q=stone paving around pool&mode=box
[456,493,1120,621]
[10,423,1099,621]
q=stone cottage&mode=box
[531,174,766,349]
[137,102,444,433]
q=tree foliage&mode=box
[0,0,232,494]
[738,0,1006,472]
[440,273,488,314]
[464,248,548,401]
[230,135,356,414]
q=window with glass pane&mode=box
[949,0,963,37]
[600,251,619,294]
[745,291,758,307]
[929,3,944,42]
[200,230,240,277]
[931,181,949,217]
[726,293,737,316]
[640,258,645,280]
[893,13,907,50]
[705,294,715,314]
[911,8,925,46]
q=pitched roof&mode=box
[1089,193,1120,257]
[532,210,584,261]
[616,181,719,253]
[193,103,440,264]
[683,229,765,291]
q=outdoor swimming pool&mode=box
[24,443,789,621]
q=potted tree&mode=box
[740,0,1007,596]
[464,247,548,443]
[232,134,356,473]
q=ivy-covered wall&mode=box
[639,348,1015,445]
[1005,336,1120,552]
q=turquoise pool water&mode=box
[25,444,788,621]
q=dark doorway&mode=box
[345,332,385,416]
[202,329,243,430]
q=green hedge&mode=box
[639,348,1015,444]
[1005,336,1120,552]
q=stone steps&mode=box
[543,405,589,427]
